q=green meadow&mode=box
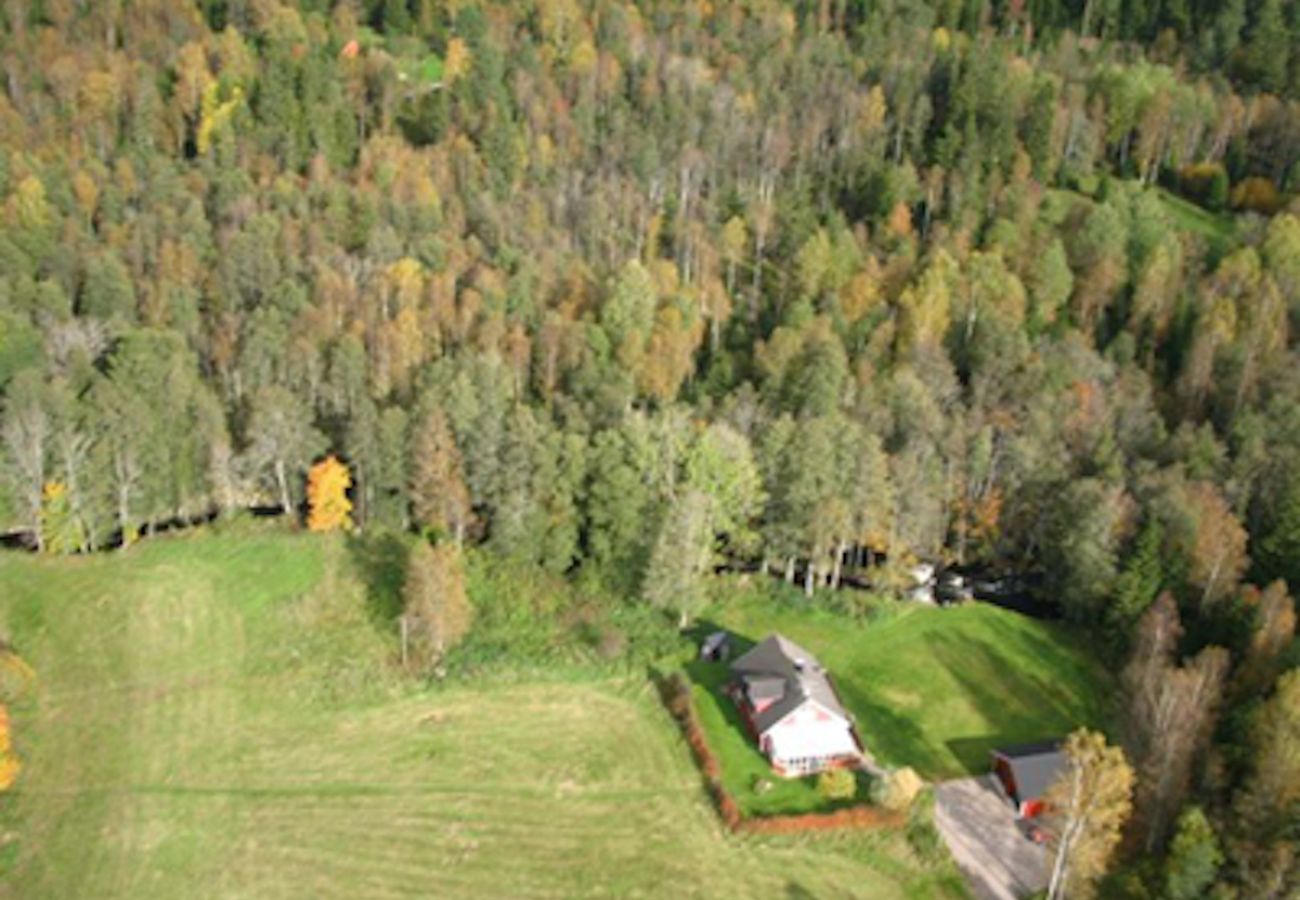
[0,527,965,899]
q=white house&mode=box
[728,634,862,777]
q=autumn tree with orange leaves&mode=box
[306,456,353,533]
[0,704,19,791]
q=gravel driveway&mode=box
[933,775,1049,900]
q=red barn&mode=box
[991,740,1066,819]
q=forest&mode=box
[0,0,1298,896]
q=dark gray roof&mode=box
[993,740,1063,759]
[730,634,849,734]
[745,676,786,703]
[702,631,729,651]
[993,741,1066,801]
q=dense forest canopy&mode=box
[0,0,1299,893]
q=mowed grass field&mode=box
[701,588,1111,785]
[0,527,965,899]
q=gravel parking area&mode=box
[933,775,1050,900]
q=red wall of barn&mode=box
[994,757,1017,800]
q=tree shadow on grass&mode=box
[925,630,1103,775]
[345,530,411,628]
[682,619,756,740]
[832,676,949,776]
[944,736,1023,778]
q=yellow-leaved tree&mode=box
[1045,729,1136,900]
[0,649,32,792]
[0,704,19,790]
[306,456,353,532]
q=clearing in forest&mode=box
[690,588,1110,815]
[0,528,964,899]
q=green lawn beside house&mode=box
[688,582,1110,809]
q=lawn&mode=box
[692,583,1110,792]
[0,524,964,899]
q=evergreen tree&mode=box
[1242,0,1289,95]
[1165,807,1223,900]
[1256,469,1300,592]
[1230,669,1300,893]
[1107,517,1165,652]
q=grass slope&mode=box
[0,526,963,899]
[700,587,1110,784]
[1151,187,1237,258]
[1044,182,1237,262]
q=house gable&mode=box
[764,697,850,736]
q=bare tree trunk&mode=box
[3,404,48,552]
[117,483,133,548]
[1047,763,1089,900]
[1201,552,1225,611]
[1080,0,1095,37]
[275,458,291,514]
[60,429,92,553]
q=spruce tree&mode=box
[1256,470,1300,592]
[1107,518,1165,652]
[1165,807,1223,900]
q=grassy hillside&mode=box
[699,585,1111,784]
[0,526,964,899]
[1152,187,1238,259]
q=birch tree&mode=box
[1,372,50,551]
[1045,729,1135,900]
[642,488,713,629]
[242,385,325,514]
[1121,594,1229,852]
